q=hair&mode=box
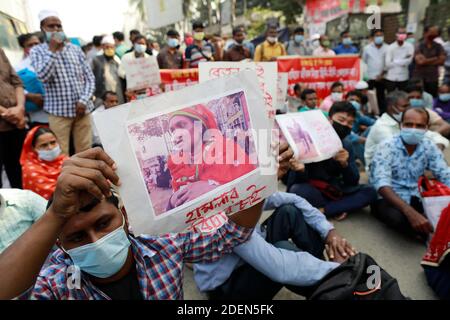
[346,90,364,101]
[385,90,409,108]
[329,101,357,119]
[340,30,349,38]
[92,35,104,47]
[129,29,140,37]
[192,21,204,30]
[112,31,124,41]
[401,107,430,125]
[17,33,38,48]
[102,91,117,101]
[424,25,438,34]
[331,81,344,91]
[32,127,55,148]
[301,89,316,101]
[133,34,146,43]
[294,27,304,34]
[266,24,278,32]
[232,26,245,36]
[166,29,180,37]
[293,83,302,93]
[406,84,423,94]
[46,191,119,211]
[371,28,384,37]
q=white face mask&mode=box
[134,43,147,54]
[38,145,61,162]
[331,92,343,102]
[267,36,277,44]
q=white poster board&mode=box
[122,55,161,91]
[144,0,184,29]
[276,73,288,111]
[275,110,342,163]
[94,70,277,236]
[199,62,277,119]
[422,196,450,229]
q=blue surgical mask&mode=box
[294,35,304,43]
[400,128,426,145]
[374,36,384,45]
[410,98,425,108]
[167,38,179,48]
[343,37,353,45]
[38,145,61,162]
[439,93,450,102]
[349,100,361,111]
[65,217,131,278]
[406,38,415,45]
[46,31,66,42]
[134,43,147,54]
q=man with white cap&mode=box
[30,10,95,155]
[91,35,124,105]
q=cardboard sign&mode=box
[276,72,288,111]
[275,110,342,163]
[94,70,277,235]
[122,55,161,91]
[199,62,278,119]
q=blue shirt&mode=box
[193,192,339,292]
[369,135,450,203]
[333,44,359,55]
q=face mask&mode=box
[439,93,450,102]
[332,121,352,140]
[294,35,304,43]
[343,38,353,45]
[46,31,66,43]
[374,36,384,45]
[167,38,179,48]
[406,38,415,45]
[134,43,147,54]
[331,92,343,102]
[193,32,205,41]
[38,145,61,162]
[410,98,424,108]
[349,100,361,111]
[322,40,331,48]
[65,217,131,278]
[267,36,277,44]
[400,128,426,145]
[397,33,407,42]
[391,111,403,122]
[104,48,115,57]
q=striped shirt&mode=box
[30,43,95,117]
[185,42,215,68]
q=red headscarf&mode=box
[20,126,68,200]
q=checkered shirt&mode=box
[30,43,95,117]
[20,220,252,300]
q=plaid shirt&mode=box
[30,43,95,117]
[20,220,252,300]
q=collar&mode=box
[393,135,425,155]
[380,113,399,126]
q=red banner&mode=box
[277,55,361,102]
[160,68,199,92]
[305,0,366,23]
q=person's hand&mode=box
[404,207,434,234]
[277,142,294,179]
[48,33,64,53]
[169,181,217,208]
[375,74,383,81]
[1,106,25,127]
[358,136,367,144]
[49,148,120,221]
[289,158,305,172]
[325,229,357,263]
[333,149,349,168]
[75,102,86,118]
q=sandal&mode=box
[334,212,348,221]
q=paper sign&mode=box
[276,73,288,111]
[94,70,277,235]
[275,110,342,163]
[199,62,277,119]
[422,196,450,230]
[122,55,161,91]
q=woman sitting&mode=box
[20,126,68,199]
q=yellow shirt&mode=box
[254,41,287,62]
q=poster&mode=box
[277,55,361,103]
[422,196,450,230]
[276,73,288,111]
[160,68,199,92]
[305,0,366,23]
[275,110,342,163]
[144,0,184,29]
[122,55,161,91]
[94,70,277,235]
[199,62,278,119]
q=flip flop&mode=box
[334,212,348,221]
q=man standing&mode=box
[0,47,27,188]
[113,31,128,59]
[184,21,215,68]
[285,27,312,56]
[312,35,336,57]
[413,26,447,97]
[385,27,415,93]
[91,35,124,105]
[223,27,252,61]
[362,29,388,114]
[157,30,184,69]
[254,24,286,62]
[333,31,359,55]
[31,10,95,155]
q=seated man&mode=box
[286,102,377,220]
[406,84,450,138]
[0,148,267,300]
[433,82,450,122]
[365,91,448,170]
[298,89,328,117]
[370,107,450,239]
[193,191,356,300]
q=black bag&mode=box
[309,253,409,300]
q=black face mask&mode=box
[332,121,352,140]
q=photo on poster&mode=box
[127,90,259,218]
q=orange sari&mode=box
[20,126,68,200]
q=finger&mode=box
[63,166,112,198]
[64,157,119,188]
[326,243,335,259]
[60,173,104,201]
[72,147,118,171]
[337,239,348,257]
[175,191,190,207]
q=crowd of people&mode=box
[0,8,450,301]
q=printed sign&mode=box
[122,55,161,91]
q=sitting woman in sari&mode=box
[20,126,68,200]
[167,104,256,209]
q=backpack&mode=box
[309,253,409,300]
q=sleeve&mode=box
[184,46,192,61]
[234,231,339,286]
[362,46,368,64]
[340,140,360,186]
[424,130,449,148]
[254,44,262,62]
[0,49,23,88]
[176,219,253,263]
[426,142,450,186]
[156,52,164,68]
[77,47,95,105]
[17,276,56,300]
[369,141,393,191]
[25,190,48,222]
[30,46,57,83]
[280,43,287,56]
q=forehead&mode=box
[169,115,193,126]
[332,111,354,120]
[36,132,55,143]
[42,17,61,26]
[403,109,428,124]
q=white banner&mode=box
[145,0,184,29]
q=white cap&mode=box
[355,81,369,90]
[101,35,115,45]
[38,10,59,22]
[311,34,321,41]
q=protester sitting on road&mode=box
[320,81,345,112]
[298,89,328,117]
[370,107,450,240]
[286,102,377,221]
[287,83,303,112]
[433,82,450,122]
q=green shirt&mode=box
[115,43,129,59]
[298,106,329,117]
[0,189,47,253]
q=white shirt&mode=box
[312,46,336,57]
[364,113,449,170]
[362,42,388,80]
[385,41,414,82]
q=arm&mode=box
[30,47,58,82]
[254,45,262,62]
[338,143,360,186]
[426,141,450,187]
[78,48,96,106]
[434,118,450,137]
